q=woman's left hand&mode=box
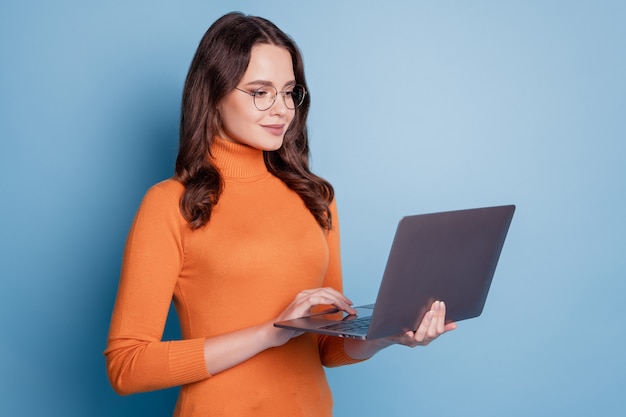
[344,300,457,360]
[386,300,457,347]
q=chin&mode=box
[260,136,285,151]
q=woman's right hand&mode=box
[269,287,356,347]
[202,287,354,375]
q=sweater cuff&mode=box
[168,338,211,385]
[319,335,368,368]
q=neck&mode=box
[209,137,269,179]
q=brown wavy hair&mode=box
[175,12,334,231]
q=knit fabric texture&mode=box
[105,138,361,416]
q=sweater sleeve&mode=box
[317,200,368,367]
[104,181,209,395]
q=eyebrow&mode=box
[242,79,297,88]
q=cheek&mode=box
[220,102,257,130]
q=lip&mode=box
[261,124,285,136]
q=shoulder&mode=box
[150,177,184,196]
[135,178,185,221]
[143,178,184,204]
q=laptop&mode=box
[274,205,515,340]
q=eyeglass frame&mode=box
[234,84,307,111]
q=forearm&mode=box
[203,321,283,375]
[105,337,208,395]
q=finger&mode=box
[415,301,444,343]
[413,310,434,343]
[429,301,445,336]
[298,288,353,307]
[444,322,458,332]
[432,301,459,335]
[304,287,352,300]
[318,288,355,313]
[295,288,355,314]
[320,287,354,307]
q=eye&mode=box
[253,87,273,98]
[290,85,305,100]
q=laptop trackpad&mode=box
[308,305,374,325]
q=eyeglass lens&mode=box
[253,85,306,110]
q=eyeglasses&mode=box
[235,84,307,111]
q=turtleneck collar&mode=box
[209,137,270,181]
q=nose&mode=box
[269,93,288,116]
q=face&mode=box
[217,43,296,151]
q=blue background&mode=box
[1,1,624,416]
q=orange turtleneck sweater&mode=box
[104,138,361,416]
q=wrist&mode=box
[343,337,393,360]
[261,320,291,348]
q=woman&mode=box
[105,12,456,416]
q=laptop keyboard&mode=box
[320,316,371,333]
